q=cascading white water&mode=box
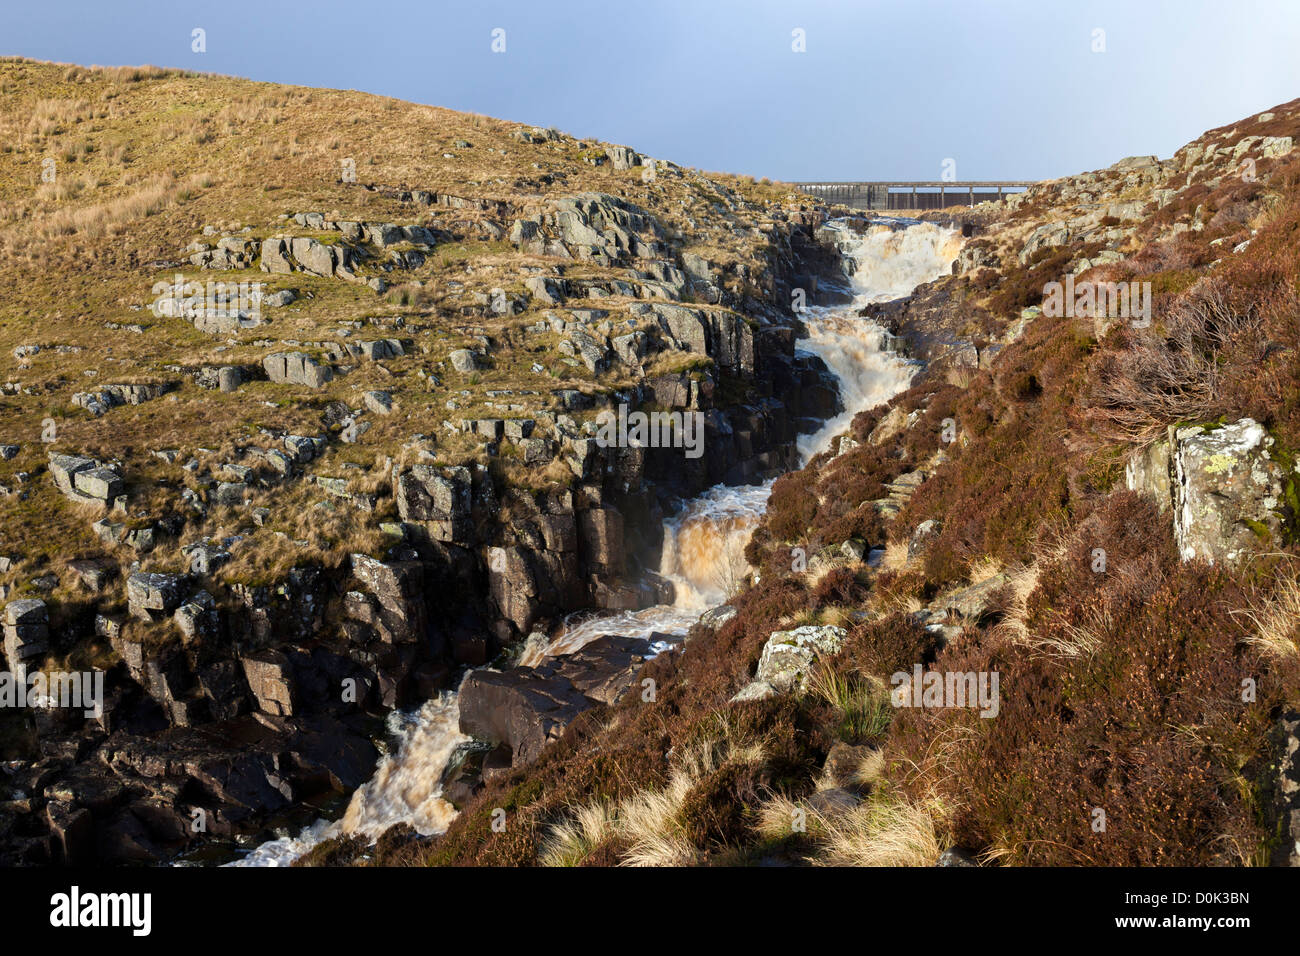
[228,216,959,866]
[544,218,959,654]
[797,219,964,458]
[226,692,467,866]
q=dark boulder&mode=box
[458,635,652,767]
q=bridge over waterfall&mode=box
[795,181,1037,211]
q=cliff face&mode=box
[0,60,860,863]
[360,100,1300,868]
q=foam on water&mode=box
[226,693,466,867]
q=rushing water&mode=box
[227,217,960,866]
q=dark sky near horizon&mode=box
[5,0,1300,182]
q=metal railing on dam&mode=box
[794,181,1037,211]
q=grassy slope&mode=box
[0,57,792,615]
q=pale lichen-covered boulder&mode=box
[731,625,847,702]
[1018,221,1070,264]
[127,571,185,622]
[1125,436,1174,512]
[1127,418,1288,566]
[262,351,332,388]
[3,598,49,668]
[448,349,480,373]
[1173,420,1285,564]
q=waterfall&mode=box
[227,693,468,866]
[226,216,959,866]
[541,218,959,656]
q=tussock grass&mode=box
[615,772,700,867]
[879,538,909,572]
[536,730,768,868]
[965,554,1003,584]
[27,172,212,241]
[756,791,949,867]
[1235,576,1300,658]
[813,796,947,867]
[808,666,892,744]
[538,801,617,867]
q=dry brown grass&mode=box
[537,730,768,868]
[1234,576,1300,659]
[878,538,909,572]
[756,790,948,866]
[25,172,213,241]
[965,554,1003,585]
[537,801,617,867]
[813,795,948,866]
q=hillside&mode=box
[3,57,1300,870]
[0,58,847,863]
[342,99,1300,868]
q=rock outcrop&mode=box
[458,634,652,766]
[1126,418,1289,566]
[732,625,847,701]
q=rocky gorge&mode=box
[0,59,870,864]
[4,58,1300,871]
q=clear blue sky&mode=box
[6,0,1300,181]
